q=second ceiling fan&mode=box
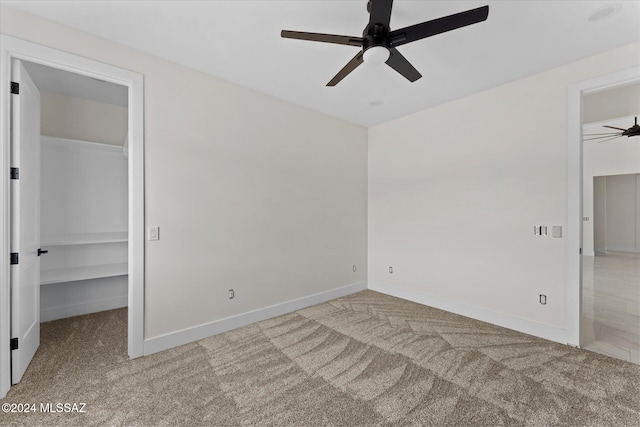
[281,0,489,86]
[584,116,640,143]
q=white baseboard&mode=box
[606,247,640,254]
[584,250,595,257]
[144,281,368,356]
[41,295,128,322]
[368,283,569,345]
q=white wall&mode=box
[583,83,640,124]
[369,42,640,339]
[582,118,640,256]
[40,90,128,146]
[593,176,606,254]
[40,137,128,236]
[605,174,640,253]
[40,277,127,322]
[0,6,368,341]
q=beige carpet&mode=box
[2,290,639,426]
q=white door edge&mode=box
[11,59,41,384]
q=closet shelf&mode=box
[41,262,128,285]
[41,232,128,247]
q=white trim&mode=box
[127,62,145,361]
[41,295,128,323]
[369,283,569,344]
[606,248,640,254]
[0,34,145,398]
[143,281,367,356]
[0,37,10,400]
[567,66,640,348]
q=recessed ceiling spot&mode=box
[588,4,621,22]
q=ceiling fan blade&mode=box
[584,135,622,141]
[385,48,422,82]
[583,134,622,139]
[603,125,627,131]
[389,5,489,47]
[596,136,623,144]
[281,30,363,47]
[369,0,394,27]
[327,51,364,86]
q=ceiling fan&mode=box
[281,0,489,86]
[584,116,640,143]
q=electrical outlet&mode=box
[228,289,235,299]
[352,265,357,272]
[539,294,547,305]
[389,266,393,274]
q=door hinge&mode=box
[579,248,582,255]
[10,253,18,265]
[10,338,18,350]
[10,82,19,95]
[10,167,19,180]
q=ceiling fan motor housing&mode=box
[363,23,391,51]
[362,23,391,64]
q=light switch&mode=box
[148,226,159,241]
[552,226,562,238]
[533,225,547,236]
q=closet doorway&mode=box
[16,60,130,384]
[27,61,130,319]
[0,35,144,399]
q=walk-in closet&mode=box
[24,61,129,322]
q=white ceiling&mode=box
[5,0,640,127]
[22,61,128,107]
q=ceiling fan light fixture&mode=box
[363,46,390,65]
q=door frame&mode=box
[0,35,145,398]
[566,65,640,347]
